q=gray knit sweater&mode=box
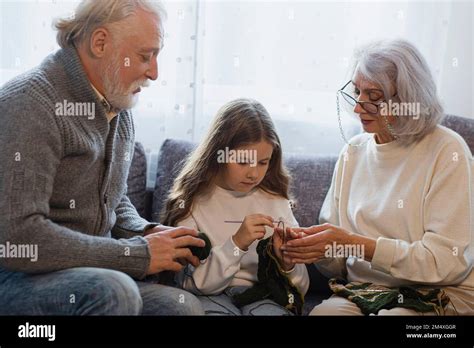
[0,47,155,279]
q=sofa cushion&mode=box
[126,142,148,218]
[152,139,197,221]
[442,114,474,153]
[285,154,337,227]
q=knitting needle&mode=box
[224,220,293,244]
[224,220,281,224]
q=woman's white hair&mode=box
[54,0,166,49]
[352,39,444,146]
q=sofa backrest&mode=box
[151,138,337,227]
[127,142,148,218]
[152,139,197,222]
[137,114,474,226]
[442,115,474,153]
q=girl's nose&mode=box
[247,165,258,179]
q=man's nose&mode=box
[146,57,159,81]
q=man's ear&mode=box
[89,27,110,58]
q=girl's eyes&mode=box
[237,161,269,166]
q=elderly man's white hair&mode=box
[55,0,166,49]
[352,39,444,146]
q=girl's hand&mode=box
[233,214,274,251]
[273,226,298,271]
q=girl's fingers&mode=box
[253,226,268,234]
[273,227,284,239]
[250,215,275,228]
[263,214,275,222]
[248,214,274,222]
[261,218,276,228]
[272,234,282,247]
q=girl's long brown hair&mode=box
[160,98,291,227]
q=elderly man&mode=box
[0,0,205,315]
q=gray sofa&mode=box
[127,114,474,315]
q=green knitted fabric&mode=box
[329,278,450,315]
[232,237,304,315]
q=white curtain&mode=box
[1,0,472,187]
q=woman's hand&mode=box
[233,214,274,251]
[272,226,298,271]
[281,223,376,264]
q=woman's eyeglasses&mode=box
[337,80,385,114]
[336,80,400,146]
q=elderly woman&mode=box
[282,39,473,315]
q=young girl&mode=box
[161,98,309,315]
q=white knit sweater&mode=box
[317,125,474,297]
[177,185,310,296]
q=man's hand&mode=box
[144,224,173,236]
[144,226,206,275]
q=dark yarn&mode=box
[190,232,212,260]
[232,236,304,315]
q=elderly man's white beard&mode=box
[102,55,150,111]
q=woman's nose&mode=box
[354,102,365,114]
